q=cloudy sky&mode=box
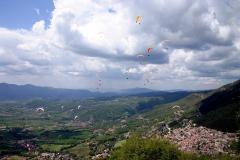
[0,0,240,91]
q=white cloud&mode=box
[0,0,239,90]
[32,20,45,34]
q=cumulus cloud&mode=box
[0,0,239,90]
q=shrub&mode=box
[109,135,180,160]
[109,135,240,160]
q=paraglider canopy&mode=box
[147,48,153,53]
[136,16,142,24]
[74,115,78,120]
[36,107,44,112]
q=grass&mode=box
[40,144,71,152]
[114,140,126,148]
[67,143,91,160]
[2,155,27,160]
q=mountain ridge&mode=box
[0,83,192,101]
[197,79,240,132]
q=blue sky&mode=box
[0,0,54,29]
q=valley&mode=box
[0,80,239,159]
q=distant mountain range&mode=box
[119,88,156,94]
[0,83,99,100]
[0,83,191,101]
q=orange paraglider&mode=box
[136,16,142,24]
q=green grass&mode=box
[67,143,91,160]
[40,144,71,152]
[114,140,126,148]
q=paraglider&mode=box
[97,79,102,90]
[142,69,155,86]
[137,54,145,64]
[212,11,216,19]
[136,16,142,24]
[155,40,170,52]
[95,71,103,91]
[158,40,170,47]
[125,72,129,79]
[143,78,151,86]
[36,107,44,112]
[74,115,78,120]
[161,40,170,44]
[137,54,145,58]
[147,48,153,56]
[147,48,153,53]
[124,68,133,80]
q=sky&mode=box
[0,0,54,29]
[0,0,240,91]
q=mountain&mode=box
[0,83,191,101]
[197,80,240,132]
[0,83,105,100]
[199,80,240,114]
[120,88,156,94]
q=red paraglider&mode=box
[147,48,153,53]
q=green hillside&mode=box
[0,80,240,159]
[197,80,240,132]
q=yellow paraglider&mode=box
[136,16,142,24]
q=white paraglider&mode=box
[36,107,44,112]
[74,115,78,120]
